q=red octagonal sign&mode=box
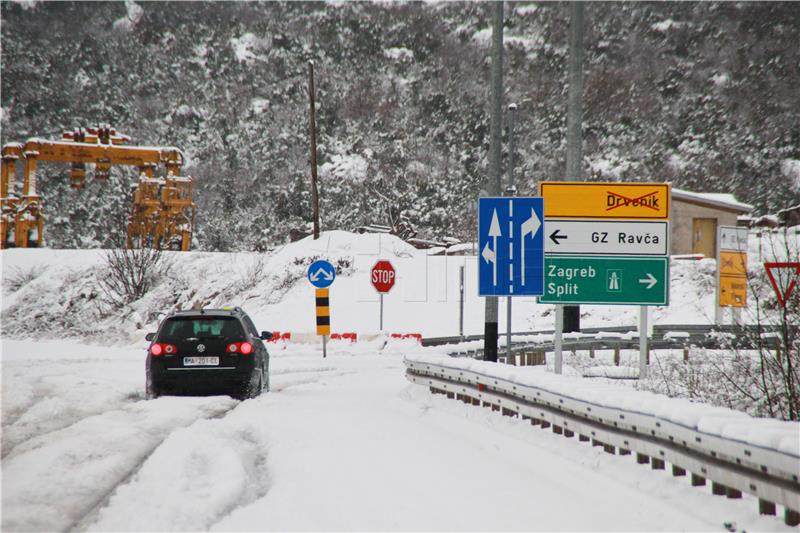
[371,260,396,293]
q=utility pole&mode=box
[506,103,517,364]
[507,104,517,196]
[484,0,503,363]
[564,2,584,334]
[308,61,320,240]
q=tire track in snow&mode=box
[2,352,144,459]
[67,400,250,532]
[82,365,359,530]
[3,354,365,531]
[80,398,273,532]
[270,368,359,392]
[2,396,240,532]
[2,387,142,460]
[269,364,338,375]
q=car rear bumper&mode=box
[150,366,255,395]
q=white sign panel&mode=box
[719,225,748,252]
[544,220,669,256]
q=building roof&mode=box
[672,188,753,213]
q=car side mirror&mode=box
[260,331,273,341]
[145,332,156,342]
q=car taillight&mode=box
[226,342,254,355]
[149,343,177,356]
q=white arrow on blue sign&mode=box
[478,197,545,296]
[307,259,336,288]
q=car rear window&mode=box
[160,317,244,342]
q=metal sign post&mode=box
[715,256,723,325]
[459,265,465,339]
[379,293,384,331]
[506,296,512,364]
[554,304,564,374]
[639,306,648,378]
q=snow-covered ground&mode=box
[2,339,795,532]
[2,229,798,530]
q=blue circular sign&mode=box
[307,259,336,288]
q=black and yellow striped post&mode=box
[315,288,330,357]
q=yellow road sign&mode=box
[720,251,747,277]
[315,288,331,336]
[720,276,747,307]
[540,181,671,220]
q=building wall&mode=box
[670,200,742,256]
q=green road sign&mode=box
[540,256,669,305]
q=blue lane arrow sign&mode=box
[307,259,336,288]
[481,209,502,286]
[478,197,545,297]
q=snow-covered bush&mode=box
[641,229,800,420]
[98,247,173,308]
[643,350,786,418]
[2,265,47,292]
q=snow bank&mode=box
[1,228,795,345]
[0,231,420,342]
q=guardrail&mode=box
[425,324,793,366]
[404,355,800,526]
[423,326,634,347]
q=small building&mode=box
[670,189,753,257]
[777,204,800,227]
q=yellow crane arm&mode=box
[1,126,194,251]
[24,139,182,168]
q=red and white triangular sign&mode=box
[764,262,800,308]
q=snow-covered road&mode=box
[2,339,792,531]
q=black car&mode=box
[145,307,273,400]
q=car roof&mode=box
[167,307,247,318]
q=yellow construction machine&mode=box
[0,125,195,250]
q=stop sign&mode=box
[371,260,396,293]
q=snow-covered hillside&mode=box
[1,229,796,344]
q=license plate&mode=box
[183,356,219,366]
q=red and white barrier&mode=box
[267,331,422,344]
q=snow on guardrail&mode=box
[406,354,799,457]
[404,353,800,525]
